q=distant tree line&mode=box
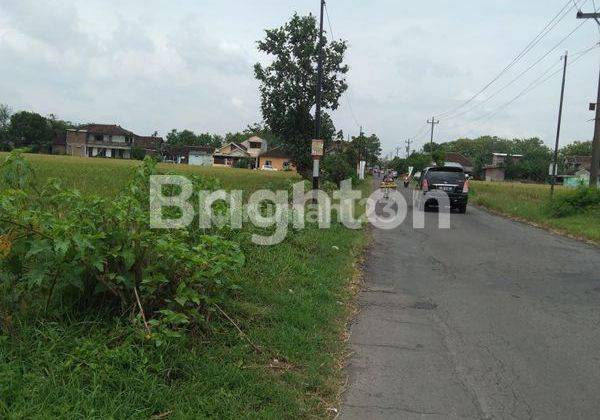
[385,135,593,182]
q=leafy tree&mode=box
[346,132,381,169]
[438,135,551,181]
[8,111,53,152]
[0,104,11,150]
[322,153,356,186]
[422,142,443,154]
[560,140,592,157]
[432,149,446,166]
[406,152,433,173]
[388,157,408,174]
[165,129,222,149]
[254,13,349,173]
[225,123,281,147]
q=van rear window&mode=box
[427,171,466,183]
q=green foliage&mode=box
[321,153,356,186]
[432,149,446,166]
[388,157,408,174]
[233,157,255,169]
[0,104,10,150]
[440,136,551,180]
[0,151,244,345]
[8,111,54,152]
[130,146,146,160]
[547,186,600,217]
[406,152,432,173]
[254,13,349,173]
[165,129,223,149]
[560,140,592,157]
[346,132,381,168]
[0,152,371,418]
[225,123,281,147]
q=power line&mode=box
[442,19,589,122]
[444,44,599,135]
[434,0,588,119]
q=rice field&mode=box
[470,181,600,244]
[0,152,299,196]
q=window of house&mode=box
[265,160,272,166]
[94,134,103,142]
[249,142,262,149]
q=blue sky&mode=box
[0,0,598,156]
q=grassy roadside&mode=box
[0,154,371,418]
[470,181,600,244]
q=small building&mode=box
[484,165,506,182]
[564,156,592,173]
[483,153,524,181]
[162,145,213,165]
[574,168,591,185]
[257,146,295,171]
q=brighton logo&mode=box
[149,176,452,245]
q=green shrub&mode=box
[0,151,244,345]
[321,153,356,187]
[130,146,146,160]
[547,186,600,217]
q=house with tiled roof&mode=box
[213,136,267,168]
[65,124,163,159]
[212,136,294,170]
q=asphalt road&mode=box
[341,184,600,419]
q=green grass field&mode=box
[0,153,368,418]
[470,181,600,244]
[0,153,298,196]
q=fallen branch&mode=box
[214,303,262,354]
[133,286,151,336]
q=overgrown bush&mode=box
[321,153,356,187]
[0,151,244,345]
[547,186,600,217]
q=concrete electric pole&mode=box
[312,0,325,199]
[405,139,413,157]
[551,52,568,197]
[427,117,439,153]
[577,10,600,187]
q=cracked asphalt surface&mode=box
[341,185,600,419]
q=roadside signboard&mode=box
[311,139,324,157]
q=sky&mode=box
[0,0,599,157]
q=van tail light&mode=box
[422,179,429,192]
[463,180,469,193]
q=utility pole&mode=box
[312,0,325,198]
[427,116,439,153]
[405,138,413,157]
[395,146,401,158]
[551,51,568,197]
[577,10,600,187]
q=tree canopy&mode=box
[254,13,349,173]
[165,129,223,149]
